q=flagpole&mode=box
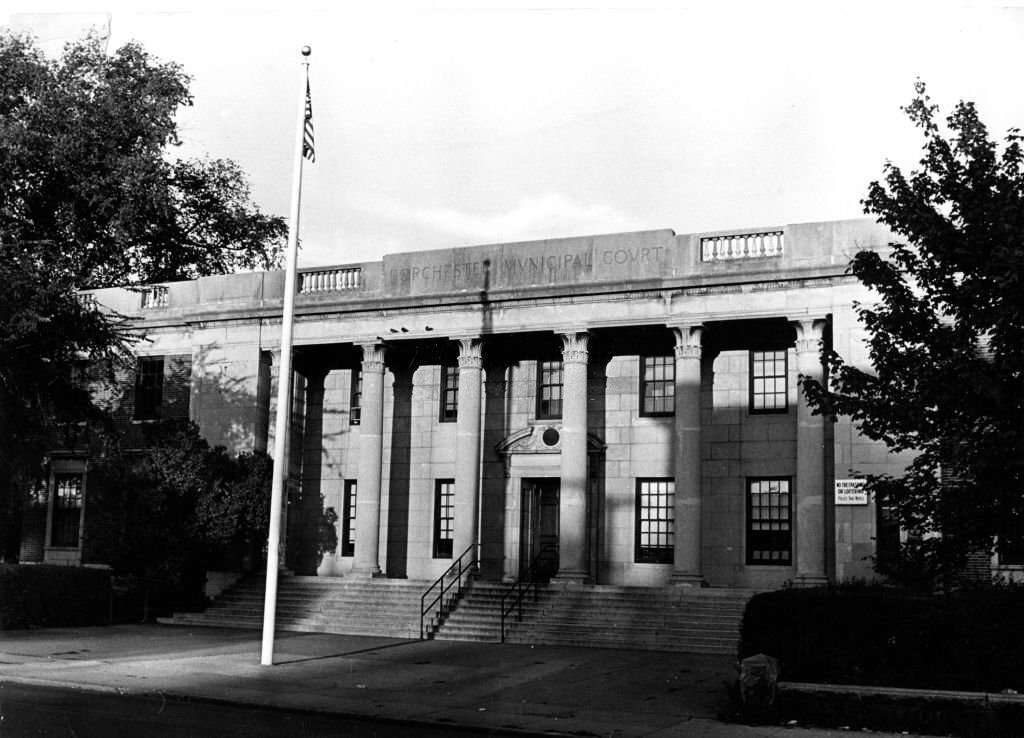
[261,45,312,667]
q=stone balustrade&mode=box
[141,285,169,309]
[299,266,362,293]
[701,231,784,262]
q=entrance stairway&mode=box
[161,575,428,639]
[433,581,754,655]
[164,574,754,654]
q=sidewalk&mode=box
[0,624,932,737]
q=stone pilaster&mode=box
[453,337,483,561]
[555,331,590,583]
[265,349,283,455]
[793,319,829,586]
[264,349,289,569]
[353,342,386,577]
[669,324,704,586]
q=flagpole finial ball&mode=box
[301,46,311,57]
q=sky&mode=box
[6,3,1024,269]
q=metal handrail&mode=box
[419,542,478,640]
[500,543,557,643]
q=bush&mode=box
[739,584,1024,693]
[0,564,111,629]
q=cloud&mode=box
[356,192,637,249]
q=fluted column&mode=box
[354,342,386,577]
[453,337,483,560]
[556,331,590,582]
[670,324,704,585]
[794,319,829,585]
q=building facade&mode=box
[24,218,932,588]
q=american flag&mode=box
[303,79,315,163]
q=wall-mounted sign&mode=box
[835,479,868,505]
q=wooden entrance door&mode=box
[520,478,559,581]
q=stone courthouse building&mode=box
[24,217,914,591]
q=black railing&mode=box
[500,543,557,643]
[419,542,478,640]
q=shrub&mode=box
[0,564,111,629]
[739,584,1024,693]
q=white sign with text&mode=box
[835,479,868,505]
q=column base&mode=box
[670,572,706,587]
[789,574,829,588]
[349,567,385,580]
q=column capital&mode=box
[670,324,703,360]
[559,330,590,365]
[792,318,828,354]
[455,337,483,369]
[357,342,387,372]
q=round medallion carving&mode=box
[541,427,560,447]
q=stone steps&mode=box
[163,575,755,654]
[432,583,754,654]
[161,575,431,639]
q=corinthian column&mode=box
[669,324,704,585]
[793,318,829,585]
[555,331,590,583]
[452,337,483,561]
[354,342,386,577]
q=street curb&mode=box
[779,681,1024,738]
[0,675,572,737]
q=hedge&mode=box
[0,564,111,629]
[739,585,1024,693]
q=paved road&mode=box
[0,682,528,738]
[0,625,939,738]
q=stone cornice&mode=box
[148,271,860,331]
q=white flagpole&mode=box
[261,45,311,667]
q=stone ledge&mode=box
[778,681,1024,738]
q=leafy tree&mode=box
[0,32,286,286]
[86,422,337,618]
[0,32,287,559]
[0,244,130,559]
[85,423,215,618]
[196,449,275,570]
[802,82,1024,584]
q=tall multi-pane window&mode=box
[134,357,164,420]
[749,350,787,413]
[341,480,357,557]
[433,479,455,559]
[747,478,791,565]
[635,479,675,563]
[349,368,362,426]
[536,360,563,420]
[640,356,674,416]
[439,365,458,422]
[51,473,84,548]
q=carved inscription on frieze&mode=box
[385,235,674,295]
